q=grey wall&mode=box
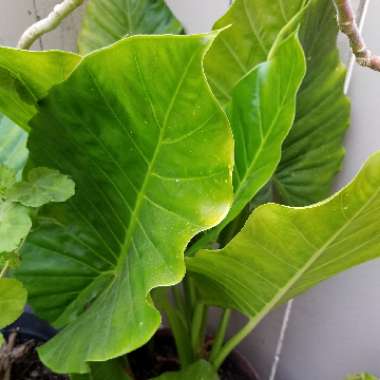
[1,1,380,379]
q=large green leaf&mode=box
[153,360,218,380]
[222,33,305,226]
[78,0,183,54]
[273,0,350,205]
[0,278,27,327]
[204,0,304,104]
[15,34,233,374]
[204,0,349,207]
[187,151,380,327]
[0,48,80,129]
[0,115,28,176]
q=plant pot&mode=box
[2,310,57,343]
[128,328,260,380]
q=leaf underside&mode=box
[204,0,304,105]
[274,0,350,205]
[78,0,183,54]
[0,48,80,130]
[204,0,349,207]
[15,34,233,374]
[223,32,306,226]
[187,151,380,330]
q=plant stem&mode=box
[172,285,186,315]
[183,275,197,328]
[333,0,380,71]
[209,309,231,363]
[17,0,84,50]
[153,288,193,367]
[212,317,256,369]
[191,303,207,357]
[0,261,9,278]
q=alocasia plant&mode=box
[0,0,379,379]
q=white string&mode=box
[268,300,294,380]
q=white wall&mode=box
[1,1,380,379]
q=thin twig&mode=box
[333,0,380,72]
[17,0,84,50]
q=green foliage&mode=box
[188,152,380,323]
[205,0,349,207]
[0,200,31,253]
[0,278,27,327]
[223,32,306,226]
[0,277,27,347]
[0,48,80,130]
[274,0,350,205]
[14,34,233,374]
[0,0,375,378]
[8,167,75,208]
[153,360,218,380]
[0,165,75,255]
[0,115,28,177]
[204,0,304,104]
[78,0,183,53]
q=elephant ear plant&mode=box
[0,0,380,379]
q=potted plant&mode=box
[1,0,380,379]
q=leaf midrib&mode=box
[245,184,380,328]
[232,58,297,213]
[117,45,201,270]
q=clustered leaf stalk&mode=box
[333,0,380,71]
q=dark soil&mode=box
[0,328,258,379]
[0,331,68,380]
[128,328,259,380]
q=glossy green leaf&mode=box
[204,0,304,104]
[153,360,218,380]
[15,34,233,374]
[187,151,380,328]
[0,201,31,253]
[0,115,28,177]
[274,0,350,205]
[78,0,183,54]
[204,0,349,207]
[0,278,27,327]
[0,48,80,130]
[8,167,75,208]
[223,33,305,225]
